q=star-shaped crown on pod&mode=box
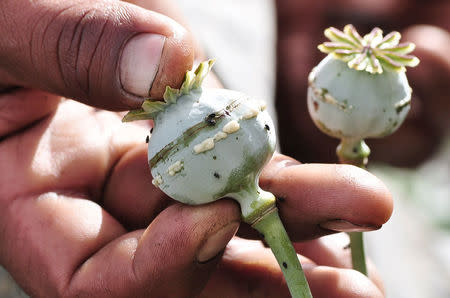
[318,24,420,74]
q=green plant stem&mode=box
[337,138,370,276]
[251,208,312,298]
[348,232,367,275]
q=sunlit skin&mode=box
[0,0,395,297]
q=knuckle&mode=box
[56,4,109,98]
[30,3,133,100]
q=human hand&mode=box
[0,104,392,297]
[0,0,392,297]
[0,0,193,110]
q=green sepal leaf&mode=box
[142,100,167,113]
[122,108,155,122]
[122,59,215,122]
[193,59,215,89]
[180,71,195,94]
[163,86,180,104]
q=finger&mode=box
[0,193,126,296]
[69,201,240,297]
[200,237,383,298]
[124,0,223,89]
[104,150,393,239]
[0,89,60,138]
[0,192,240,297]
[402,25,450,132]
[103,142,172,229]
[0,0,194,110]
[294,234,385,293]
[259,153,393,240]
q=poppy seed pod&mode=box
[307,25,419,165]
[306,24,419,276]
[124,61,276,221]
[123,61,312,297]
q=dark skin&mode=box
[0,0,397,297]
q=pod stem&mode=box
[336,138,370,168]
[348,231,368,275]
[337,138,370,276]
[251,208,312,298]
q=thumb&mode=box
[0,0,194,110]
[67,200,240,297]
[132,201,240,296]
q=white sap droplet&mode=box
[152,175,163,187]
[213,131,228,142]
[242,107,259,120]
[194,138,215,154]
[167,160,184,176]
[222,120,240,134]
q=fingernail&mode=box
[319,219,380,233]
[120,33,165,97]
[197,222,239,263]
[261,156,300,182]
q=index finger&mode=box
[259,154,393,241]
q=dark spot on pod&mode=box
[206,113,217,126]
[343,243,351,250]
[396,102,410,114]
[282,262,288,269]
[213,156,217,160]
[264,124,270,131]
[235,137,239,140]
[352,147,358,153]
[150,127,154,133]
[277,197,286,203]
[313,101,319,111]
[213,172,220,179]
[145,135,149,143]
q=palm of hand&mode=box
[0,91,170,296]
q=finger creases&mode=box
[1,192,239,297]
[259,154,393,240]
[129,201,240,297]
[0,0,193,110]
[69,200,239,297]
